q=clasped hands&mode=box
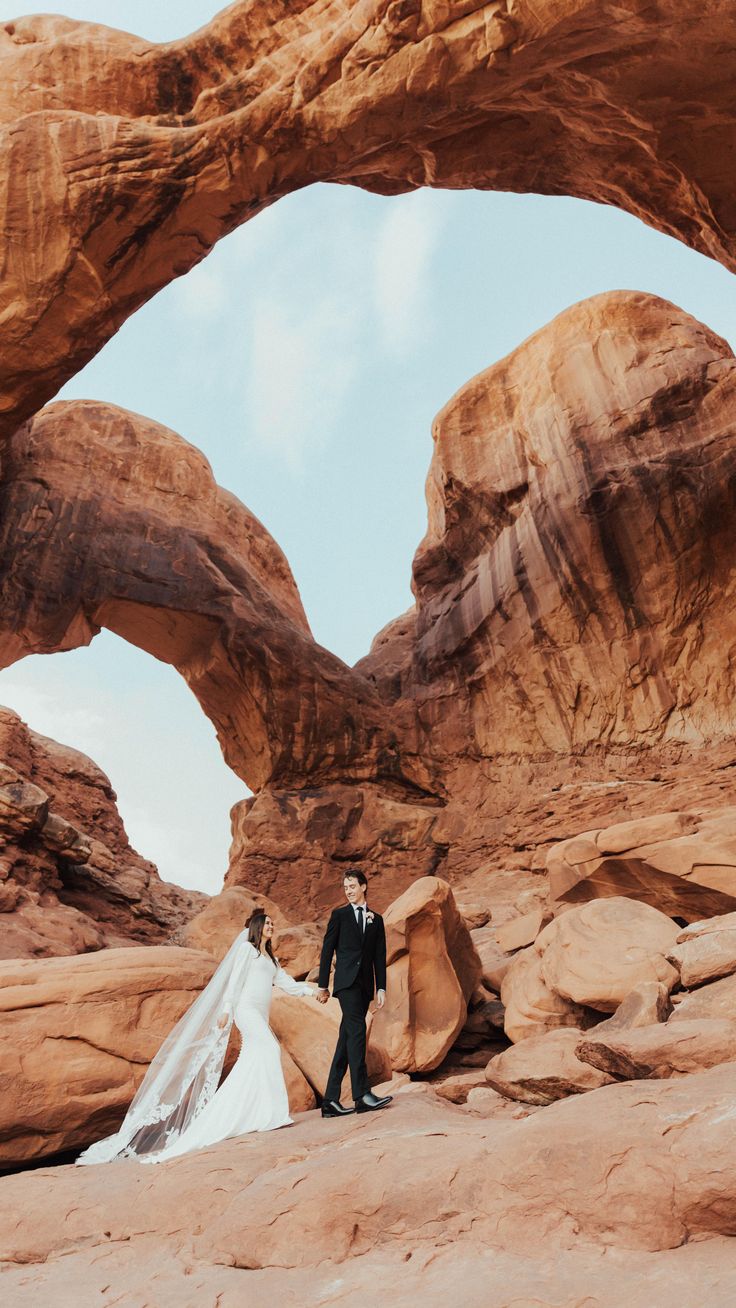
[314,987,386,1009]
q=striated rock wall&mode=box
[359,291,736,758]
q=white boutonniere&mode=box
[366,911,375,925]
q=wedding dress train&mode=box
[76,934,313,1165]
[158,949,312,1158]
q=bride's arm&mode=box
[274,964,315,998]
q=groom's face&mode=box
[343,876,365,905]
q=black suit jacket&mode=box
[318,904,387,996]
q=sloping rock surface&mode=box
[3,1070,736,1303]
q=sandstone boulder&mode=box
[273,923,323,980]
[667,912,736,987]
[269,991,391,1103]
[469,926,513,992]
[501,942,595,1044]
[582,981,672,1040]
[577,1019,736,1081]
[538,898,679,1012]
[177,886,290,961]
[371,877,482,1072]
[670,973,736,1024]
[0,946,215,1165]
[432,1070,490,1105]
[279,1047,316,1115]
[485,1028,614,1105]
[494,909,550,953]
[548,807,736,921]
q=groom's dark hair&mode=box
[344,868,368,889]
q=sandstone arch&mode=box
[2,2,736,440]
[0,399,431,795]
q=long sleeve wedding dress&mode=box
[76,934,314,1165]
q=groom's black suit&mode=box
[319,903,387,1103]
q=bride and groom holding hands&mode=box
[77,869,392,1165]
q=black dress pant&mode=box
[324,982,371,1102]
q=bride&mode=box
[77,911,316,1165]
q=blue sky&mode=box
[2,2,735,893]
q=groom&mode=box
[316,868,393,1117]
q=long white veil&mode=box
[77,932,254,1165]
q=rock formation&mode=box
[4,6,736,1300]
[0,707,204,958]
[177,886,291,960]
[0,401,433,803]
[0,946,215,1165]
[3,1069,736,1304]
[667,911,736,987]
[2,3,736,443]
[485,1028,614,1105]
[548,807,736,919]
[358,292,736,761]
[500,896,679,1042]
[0,941,388,1166]
[2,292,736,917]
[370,876,482,1072]
[577,1019,736,1081]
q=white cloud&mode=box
[173,259,228,321]
[246,295,360,469]
[373,190,449,355]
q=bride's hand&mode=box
[217,1013,229,1029]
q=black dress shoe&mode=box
[321,1100,355,1118]
[355,1091,393,1112]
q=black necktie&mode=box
[357,906,365,935]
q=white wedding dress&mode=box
[76,934,314,1166]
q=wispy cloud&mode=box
[373,190,449,355]
[246,295,360,469]
[173,259,228,320]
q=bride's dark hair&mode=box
[247,909,276,962]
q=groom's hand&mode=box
[375,989,386,1010]
[316,988,330,1004]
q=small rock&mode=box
[576,1019,736,1080]
[485,1028,614,1105]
